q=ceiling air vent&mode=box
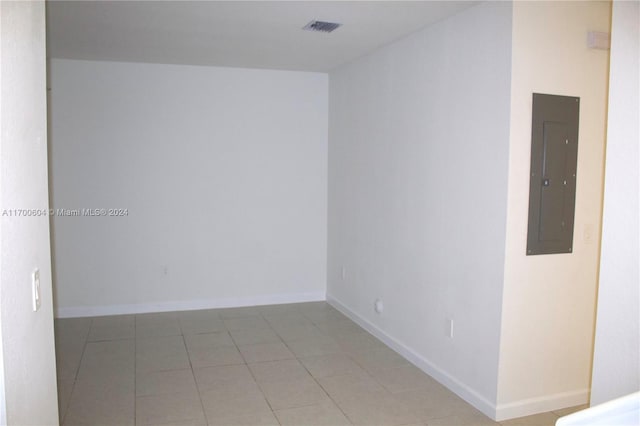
[302,20,342,33]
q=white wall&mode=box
[50,59,328,317]
[497,1,611,419]
[328,2,512,415]
[0,1,60,424]
[591,0,639,406]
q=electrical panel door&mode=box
[527,93,580,255]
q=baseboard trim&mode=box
[327,294,497,420]
[495,389,590,421]
[327,294,591,422]
[55,291,326,318]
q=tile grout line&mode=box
[183,327,212,425]
[276,310,357,425]
[58,305,564,426]
[59,318,93,426]
[244,311,283,424]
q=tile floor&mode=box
[55,302,586,425]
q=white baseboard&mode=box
[327,294,590,422]
[495,389,590,421]
[55,291,326,318]
[326,295,497,419]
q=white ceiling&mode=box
[47,1,478,72]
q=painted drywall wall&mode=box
[591,0,639,406]
[496,1,611,419]
[328,2,512,415]
[0,1,60,423]
[49,59,327,317]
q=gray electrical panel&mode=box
[526,93,579,255]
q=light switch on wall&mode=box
[446,318,454,338]
[32,268,41,311]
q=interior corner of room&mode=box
[1,0,638,424]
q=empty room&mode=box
[1,1,638,425]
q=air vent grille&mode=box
[303,20,342,33]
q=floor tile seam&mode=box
[135,386,200,399]
[60,317,93,425]
[366,369,466,421]
[241,342,281,418]
[135,331,183,339]
[331,349,388,391]
[228,326,286,347]
[181,333,210,426]
[88,336,135,343]
[287,338,358,426]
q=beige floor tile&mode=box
[427,405,499,426]
[193,364,256,392]
[258,303,303,317]
[248,359,311,383]
[199,376,264,401]
[500,411,560,426]
[66,366,133,425]
[64,377,134,425]
[298,302,340,317]
[297,301,333,310]
[299,353,367,379]
[136,368,197,396]
[393,387,469,422]
[64,399,134,425]
[218,306,262,319]
[370,365,438,393]
[178,311,224,335]
[200,387,272,422]
[350,347,409,372]
[135,312,182,338]
[239,341,295,363]
[55,317,92,345]
[264,313,314,328]
[303,309,349,324]
[56,338,86,381]
[315,320,367,337]
[188,344,244,368]
[87,315,135,342]
[275,401,352,426]
[230,328,282,345]
[76,340,135,379]
[318,372,386,403]
[552,404,588,417]
[56,306,573,426]
[56,316,93,331]
[57,375,75,421]
[272,323,327,342]
[336,392,420,426]
[178,308,220,321]
[179,318,225,335]
[208,411,280,426]
[259,376,331,410]
[184,331,235,350]
[224,316,270,331]
[69,374,134,407]
[334,332,386,354]
[136,391,206,425]
[136,335,190,373]
[286,335,342,357]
